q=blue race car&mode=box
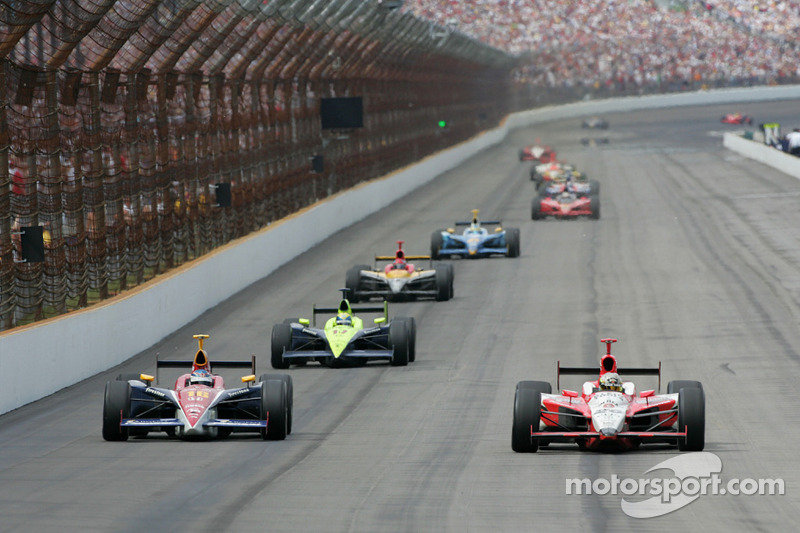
[431,209,520,259]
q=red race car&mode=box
[531,190,599,220]
[512,338,705,453]
[721,112,753,125]
[519,140,556,162]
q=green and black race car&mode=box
[271,289,416,368]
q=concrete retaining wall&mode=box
[1,85,799,415]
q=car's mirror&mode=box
[374,317,386,324]
[299,318,310,326]
[495,227,502,232]
[562,389,579,398]
[241,375,255,383]
[640,390,655,398]
[446,228,454,233]
[140,373,154,383]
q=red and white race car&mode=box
[531,190,599,220]
[519,140,556,162]
[721,112,753,125]
[512,338,705,453]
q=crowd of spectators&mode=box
[404,0,800,94]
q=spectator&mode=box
[786,128,800,156]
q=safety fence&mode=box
[0,0,516,331]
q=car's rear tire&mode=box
[435,266,452,301]
[512,386,542,453]
[102,380,131,442]
[271,323,292,369]
[430,230,444,260]
[506,228,520,257]
[667,380,703,395]
[262,379,288,440]
[345,264,368,303]
[389,320,409,366]
[260,373,293,434]
[678,387,705,451]
[590,195,600,219]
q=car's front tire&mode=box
[102,380,131,441]
[512,384,543,453]
[271,323,292,369]
[506,228,520,257]
[260,373,293,434]
[678,387,705,451]
[262,379,288,440]
[389,320,409,366]
[435,266,452,301]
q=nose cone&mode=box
[599,428,618,437]
[387,278,407,293]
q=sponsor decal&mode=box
[146,387,166,398]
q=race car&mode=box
[580,137,610,146]
[345,241,453,302]
[271,289,416,368]
[530,161,577,188]
[538,172,599,198]
[581,116,609,129]
[512,338,705,453]
[721,113,753,125]
[102,334,293,441]
[531,189,599,220]
[518,140,556,162]
[431,209,520,259]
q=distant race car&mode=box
[345,240,453,302]
[580,137,610,146]
[721,113,753,125]
[531,190,599,220]
[102,334,293,441]
[431,209,520,259]
[538,171,599,198]
[519,141,556,162]
[512,338,705,453]
[271,289,416,368]
[581,116,609,129]
[530,161,576,188]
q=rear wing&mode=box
[156,356,256,384]
[455,220,501,226]
[374,254,431,268]
[374,255,430,261]
[312,300,389,327]
[557,361,661,391]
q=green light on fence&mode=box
[438,120,447,128]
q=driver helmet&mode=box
[189,369,213,387]
[335,312,353,326]
[599,372,623,392]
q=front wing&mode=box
[356,271,437,298]
[531,430,686,441]
[282,326,394,360]
[122,418,267,429]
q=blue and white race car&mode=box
[431,209,520,259]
